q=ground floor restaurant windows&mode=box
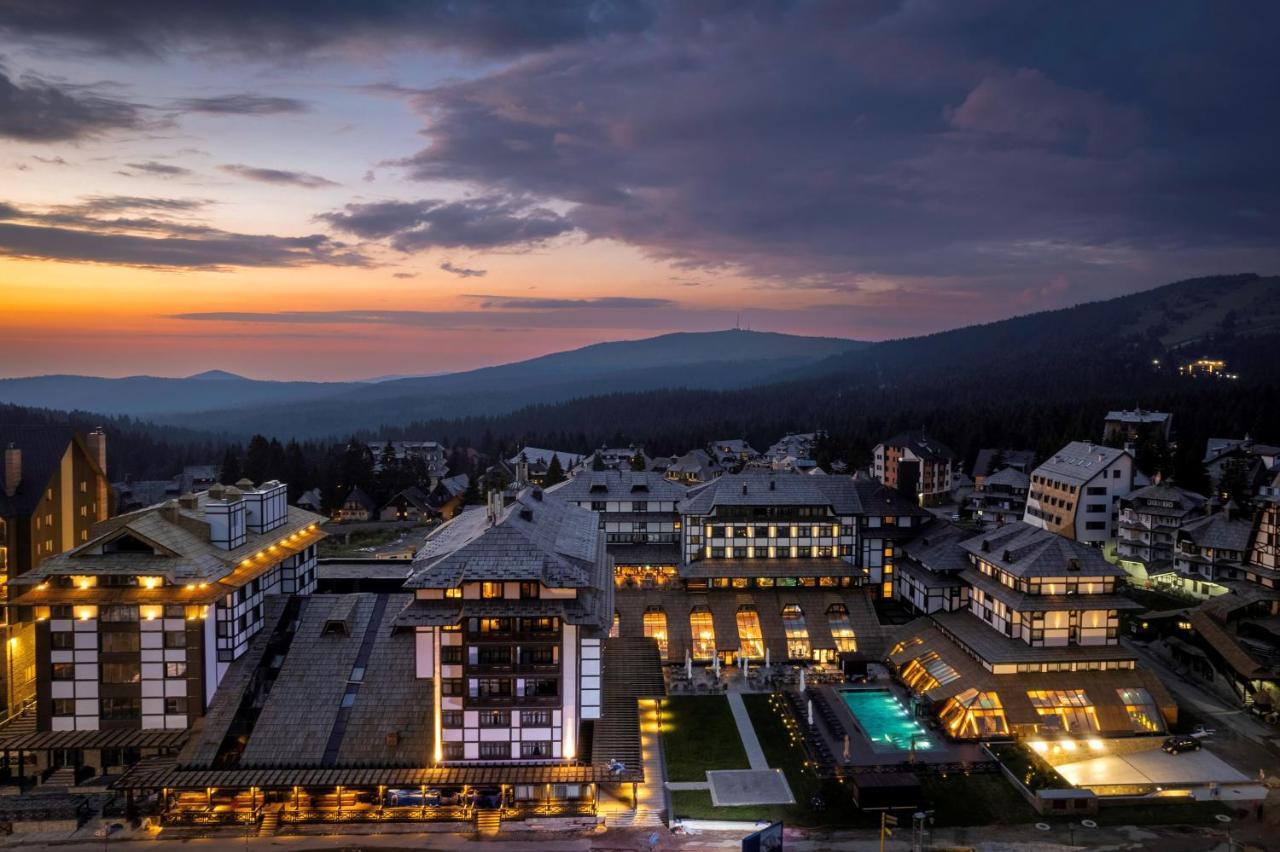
[939,688,1008,737]
[827,604,858,652]
[642,607,668,658]
[781,604,811,659]
[736,607,765,658]
[690,607,716,660]
[1117,687,1163,733]
[1027,688,1099,733]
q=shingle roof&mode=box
[983,467,1030,489]
[881,430,957,461]
[1033,441,1129,483]
[509,447,583,469]
[972,449,1036,479]
[959,521,1124,579]
[343,486,378,512]
[1123,483,1205,515]
[680,472,927,517]
[547,470,688,502]
[901,523,971,574]
[17,491,325,585]
[1180,512,1253,552]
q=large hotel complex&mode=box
[0,417,1276,836]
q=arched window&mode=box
[781,604,810,659]
[642,608,668,658]
[826,604,857,652]
[690,607,716,660]
[736,607,764,659]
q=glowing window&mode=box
[1026,689,1099,733]
[610,611,620,639]
[1116,687,1163,733]
[736,608,764,658]
[826,604,858,652]
[899,650,960,692]
[940,688,1008,737]
[642,608,668,659]
[781,604,810,659]
[690,607,716,660]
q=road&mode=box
[1125,637,1280,773]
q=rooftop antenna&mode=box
[735,313,741,331]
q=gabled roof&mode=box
[342,486,378,512]
[406,488,601,589]
[1180,512,1253,553]
[679,471,929,519]
[383,486,431,511]
[0,424,100,519]
[1123,483,1205,515]
[547,470,688,502]
[509,447,582,469]
[983,467,1030,489]
[901,523,971,574]
[1033,441,1128,483]
[666,449,721,476]
[1105,409,1170,424]
[432,473,469,499]
[880,430,957,461]
[960,521,1123,579]
[972,449,1036,479]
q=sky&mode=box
[2,1,1278,381]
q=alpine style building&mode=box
[1023,442,1137,545]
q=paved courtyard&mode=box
[1057,746,1252,788]
[706,768,795,807]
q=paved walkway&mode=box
[665,781,710,791]
[726,692,768,770]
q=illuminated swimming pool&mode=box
[840,688,937,753]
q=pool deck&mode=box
[815,681,989,770]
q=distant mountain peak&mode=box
[187,370,246,381]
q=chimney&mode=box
[161,500,181,525]
[178,492,199,511]
[516,456,529,486]
[86,428,107,476]
[3,444,19,498]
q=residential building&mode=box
[1,426,110,715]
[337,486,378,522]
[1023,442,1136,545]
[968,466,1030,529]
[888,522,1174,739]
[429,473,471,520]
[708,439,758,470]
[872,431,957,507]
[764,432,821,466]
[1161,510,1255,599]
[971,449,1036,486]
[380,486,434,522]
[664,449,723,485]
[507,448,583,485]
[1249,472,1280,594]
[895,523,970,616]
[587,445,649,472]
[398,488,611,765]
[368,441,448,479]
[1102,409,1172,446]
[1115,483,1207,577]
[1203,437,1280,496]
[547,470,688,585]
[5,480,323,773]
[295,488,323,513]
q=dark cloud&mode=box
[319,196,573,251]
[66,195,209,214]
[124,160,191,177]
[470,295,672,309]
[440,261,485,278]
[381,1,1280,306]
[219,164,338,188]
[391,271,417,279]
[0,1,655,58]
[0,66,142,140]
[176,94,307,115]
[32,155,70,165]
[0,198,364,269]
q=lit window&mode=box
[643,608,668,659]
[781,605,810,659]
[736,607,764,658]
[827,604,857,652]
[690,607,716,660]
[1026,689,1100,733]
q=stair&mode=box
[475,809,501,836]
[609,807,667,829]
[257,809,279,836]
[44,766,76,788]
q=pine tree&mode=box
[544,454,566,485]
[243,434,272,484]
[218,446,241,485]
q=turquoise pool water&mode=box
[839,689,936,753]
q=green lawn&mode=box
[920,772,1038,826]
[660,696,750,782]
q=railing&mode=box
[0,695,36,729]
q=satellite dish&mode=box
[1081,819,1098,828]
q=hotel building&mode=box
[1115,483,1207,577]
[398,488,612,766]
[547,470,688,586]
[889,521,1174,739]
[872,431,956,507]
[1,426,110,718]
[5,480,323,771]
[1023,442,1136,545]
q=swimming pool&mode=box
[839,688,937,753]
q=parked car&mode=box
[1163,735,1202,754]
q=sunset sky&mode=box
[2,2,1278,381]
